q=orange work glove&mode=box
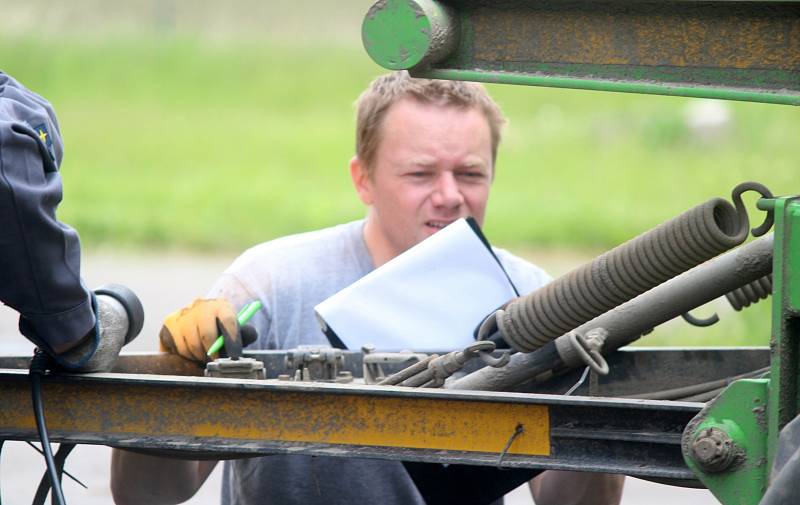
[159,298,238,363]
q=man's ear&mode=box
[350,156,374,206]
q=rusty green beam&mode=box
[363,0,800,105]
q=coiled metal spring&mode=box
[682,273,773,327]
[498,182,773,353]
[727,274,773,311]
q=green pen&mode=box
[207,300,263,356]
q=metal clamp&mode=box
[282,345,352,383]
[362,346,429,384]
[556,328,610,376]
[205,357,265,380]
[379,341,508,388]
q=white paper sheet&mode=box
[314,218,518,351]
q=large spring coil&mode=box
[726,274,773,311]
[497,182,774,353]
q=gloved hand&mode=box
[159,298,240,363]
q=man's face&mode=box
[351,98,494,265]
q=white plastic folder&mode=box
[314,218,520,351]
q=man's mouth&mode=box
[425,220,456,230]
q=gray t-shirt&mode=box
[210,220,551,505]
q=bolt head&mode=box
[691,427,736,472]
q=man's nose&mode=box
[431,172,465,208]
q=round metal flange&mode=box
[362,0,459,70]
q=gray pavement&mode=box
[0,251,719,504]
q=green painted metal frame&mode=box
[766,197,800,463]
[683,197,800,505]
[362,0,800,105]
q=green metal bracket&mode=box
[683,379,769,505]
[362,0,800,106]
[767,197,800,464]
[683,197,800,505]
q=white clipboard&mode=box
[314,218,519,351]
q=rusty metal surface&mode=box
[400,0,800,102]
[0,369,702,479]
[469,2,799,71]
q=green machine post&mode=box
[681,197,800,505]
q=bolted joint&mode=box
[362,0,460,70]
[691,427,738,473]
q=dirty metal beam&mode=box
[0,347,771,396]
[363,0,800,105]
[0,370,701,481]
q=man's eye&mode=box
[458,171,486,179]
[407,171,431,178]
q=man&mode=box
[111,71,623,505]
[0,71,100,369]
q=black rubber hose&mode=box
[33,443,75,505]
[625,367,769,401]
[499,183,772,353]
[29,350,67,505]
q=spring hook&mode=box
[681,273,773,328]
[730,181,774,237]
[681,311,720,327]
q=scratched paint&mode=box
[1,380,551,456]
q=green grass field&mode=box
[1,28,797,347]
[3,36,797,251]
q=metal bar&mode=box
[363,0,800,105]
[414,69,800,106]
[0,369,701,480]
[0,347,771,396]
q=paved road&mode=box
[0,251,720,504]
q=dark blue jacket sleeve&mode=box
[0,71,96,356]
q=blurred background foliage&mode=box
[1,0,796,346]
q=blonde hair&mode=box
[355,71,506,174]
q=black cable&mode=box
[33,443,75,505]
[24,443,86,489]
[29,350,67,505]
[624,366,769,401]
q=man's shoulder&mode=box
[226,220,368,277]
[492,247,552,295]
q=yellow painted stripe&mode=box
[2,382,551,456]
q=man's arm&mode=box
[110,451,217,505]
[530,471,624,505]
[0,72,97,363]
[111,288,257,503]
